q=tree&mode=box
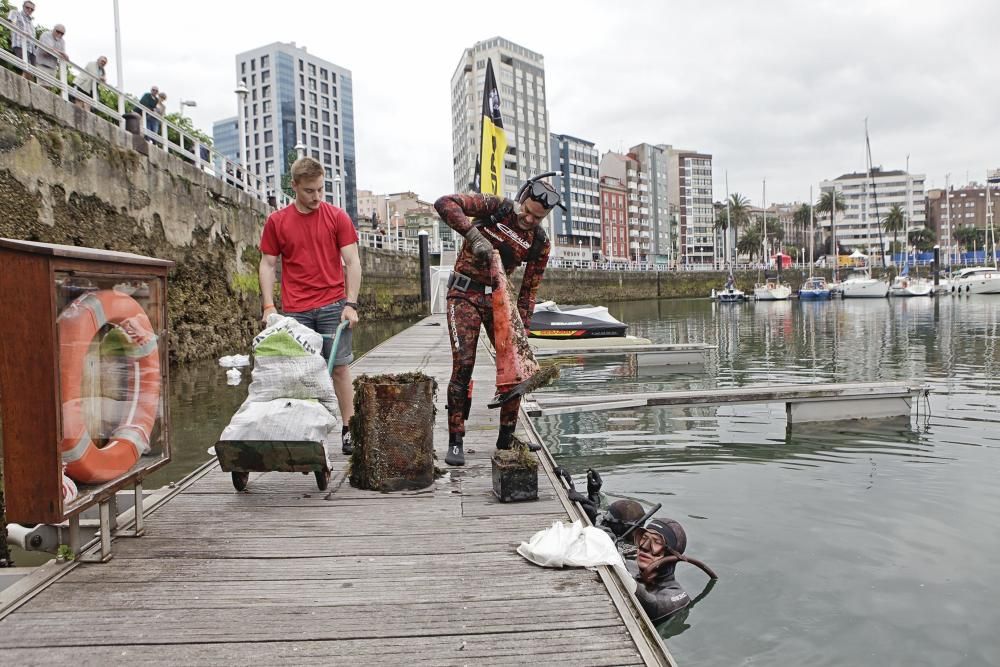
[279,149,298,199]
[953,226,984,252]
[882,204,906,263]
[727,193,752,229]
[737,225,762,261]
[908,227,936,253]
[815,190,846,257]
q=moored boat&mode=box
[799,276,832,300]
[840,267,889,298]
[529,301,628,339]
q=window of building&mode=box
[309,92,317,105]
[322,110,330,122]
[321,96,329,108]
[264,130,272,143]
[324,152,332,164]
[310,107,318,119]
[310,121,318,133]
[311,149,319,159]
[251,73,256,86]
[320,67,327,79]
[264,145,274,158]
[261,69,270,83]
[322,125,330,136]
[241,62,246,74]
[331,86,337,97]
[300,117,305,129]
[323,139,331,150]
[250,58,256,71]
[330,72,336,83]
[301,132,306,143]
[311,136,319,148]
[261,85,270,98]
[263,115,271,128]
[321,82,328,94]
[262,100,271,113]
[300,103,305,115]
[309,63,316,75]
[299,59,304,71]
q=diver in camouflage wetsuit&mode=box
[433,174,562,466]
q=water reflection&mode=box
[534,296,1000,665]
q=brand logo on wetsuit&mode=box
[448,303,460,351]
[482,223,530,250]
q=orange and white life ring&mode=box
[57,289,161,484]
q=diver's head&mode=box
[635,518,687,572]
[605,499,646,538]
[514,173,563,231]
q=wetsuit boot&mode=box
[445,432,465,466]
[496,424,541,452]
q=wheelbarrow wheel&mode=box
[232,471,250,491]
[315,468,331,491]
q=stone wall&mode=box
[0,69,423,364]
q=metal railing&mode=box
[0,16,284,207]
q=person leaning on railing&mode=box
[36,23,67,85]
[6,1,36,79]
[72,55,107,110]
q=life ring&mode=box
[57,289,161,484]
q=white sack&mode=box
[517,520,637,594]
[220,398,336,459]
[247,355,337,413]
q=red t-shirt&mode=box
[260,202,359,313]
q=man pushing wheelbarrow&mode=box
[434,172,563,466]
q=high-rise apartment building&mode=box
[450,37,549,197]
[926,183,1000,256]
[600,151,649,262]
[818,168,925,253]
[667,149,714,266]
[630,143,672,263]
[234,42,357,221]
[549,133,600,260]
[212,117,240,163]
[599,176,629,261]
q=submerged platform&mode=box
[531,336,714,366]
[526,381,927,424]
[0,314,674,666]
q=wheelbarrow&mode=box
[215,320,350,492]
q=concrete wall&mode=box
[0,69,422,364]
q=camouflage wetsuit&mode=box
[434,193,551,438]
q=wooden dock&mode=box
[0,314,674,665]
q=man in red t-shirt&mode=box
[259,157,362,455]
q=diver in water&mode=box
[554,466,649,557]
[627,518,718,623]
[434,174,563,466]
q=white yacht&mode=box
[889,274,933,297]
[840,268,890,298]
[951,267,1000,295]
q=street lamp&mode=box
[113,0,124,117]
[234,82,249,190]
[294,143,306,159]
[392,212,403,251]
[334,173,342,209]
[179,99,197,117]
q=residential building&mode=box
[818,168,926,253]
[234,41,357,221]
[550,133,600,260]
[211,116,240,163]
[667,149,714,266]
[600,176,629,261]
[450,37,549,197]
[631,143,672,264]
[600,151,649,262]
[926,183,1000,256]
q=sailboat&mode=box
[753,180,792,301]
[799,185,832,300]
[715,172,747,303]
[841,121,890,299]
[890,262,933,297]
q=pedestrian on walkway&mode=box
[139,85,159,135]
[259,157,362,455]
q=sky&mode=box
[31,0,1000,205]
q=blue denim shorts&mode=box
[286,299,354,367]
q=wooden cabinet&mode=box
[0,239,173,524]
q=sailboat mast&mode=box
[865,118,887,269]
[809,185,815,279]
[725,171,732,272]
[988,170,998,270]
[761,179,766,276]
[831,186,838,284]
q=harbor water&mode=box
[531,296,999,666]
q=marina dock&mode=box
[0,315,674,666]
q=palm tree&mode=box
[728,193,752,230]
[814,191,846,258]
[793,203,812,255]
[908,227,936,253]
[953,226,983,253]
[882,204,906,265]
[737,225,762,262]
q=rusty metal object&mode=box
[349,373,437,492]
[214,440,328,473]
[491,444,538,502]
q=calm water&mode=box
[531,296,1000,667]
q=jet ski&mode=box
[528,300,628,339]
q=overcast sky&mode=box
[34,0,1000,205]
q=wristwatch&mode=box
[344,301,359,311]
